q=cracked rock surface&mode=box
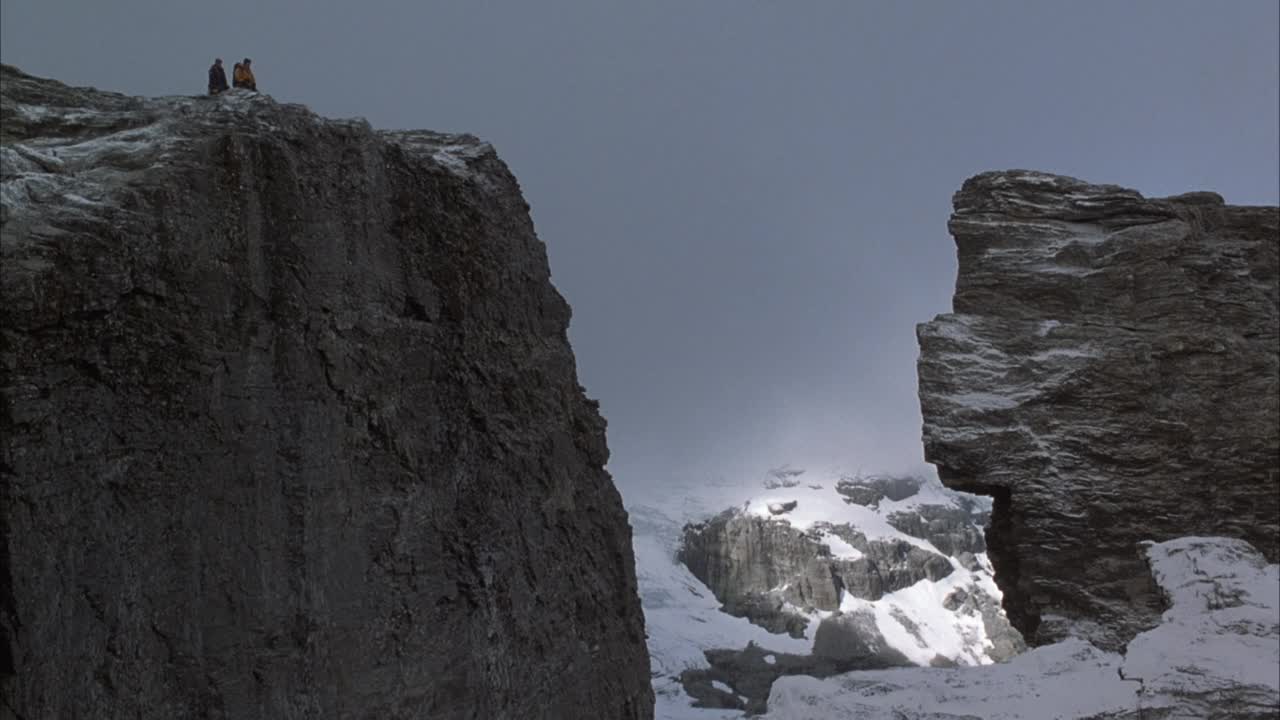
[917,171,1279,650]
[0,65,652,720]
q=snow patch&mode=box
[763,639,1132,720]
[761,537,1280,719]
[626,467,1011,718]
[841,561,995,667]
[815,532,863,560]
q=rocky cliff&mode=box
[0,65,653,719]
[678,508,957,635]
[918,170,1280,650]
[763,536,1280,719]
[651,469,1023,714]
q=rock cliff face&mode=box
[0,66,652,719]
[918,170,1280,650]
[656,469,1021,712]
[678,509,955,636]
[762,536,1280,719]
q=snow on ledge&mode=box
[761,536,1280,719]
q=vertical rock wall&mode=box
[918,171,1279,649]
[0,65,653,719]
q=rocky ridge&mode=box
[0,65,652,719]
[632,468,1024,716]
[762,536,1280,719]
[918,171,1280,650]
[677,507,956,637]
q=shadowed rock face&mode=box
[678,511,838,637]
[678,511,953,636]
[886,504,986,556]
[835,475,921,508]
[918,170,1279,651]
[0,66,652,720]
[680,625,913,716]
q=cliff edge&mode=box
[0,65,653,719]
[917,170,1279,650]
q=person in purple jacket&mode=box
[207,58,229,95]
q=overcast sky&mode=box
[4,1,1278,495]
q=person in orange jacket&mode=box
[232,58,257,91]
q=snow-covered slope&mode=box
[631,504,815,720]
[625,467,1018,718]
[760,536,1280,719]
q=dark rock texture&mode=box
[811,610,912,667]
[918,170,1280,650]
[834,475,920,508]
[677,510,836,637]
[680,636,911,716]
[814,523,954,600]
[886,504,986,556]
[0,66,652,719]
[678,510,953,635]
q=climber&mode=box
[233,58,257,91]
[207,58,229,95]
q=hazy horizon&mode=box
[4,1,1277,495]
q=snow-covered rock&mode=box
[627,467,1021,717]
[760,536,1280,719]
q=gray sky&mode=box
[4,1,1278,493]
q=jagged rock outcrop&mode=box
[941,585,1026,662]
[762,537,1280,719]
[886,504,986,556]
[0,66,652,719]
[680,625,913,716]
[834,474,920,508]
[812,523,954,599]
[678,510,953,636]
[918,170,1280,650]
[810,610,911,667]
[678,510,838,637]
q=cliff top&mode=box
[952,168,1277,226]
[1,63,494,189]
[2,64,654,719]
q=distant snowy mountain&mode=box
[624,466,1020,718]
[759,536,1280,719]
